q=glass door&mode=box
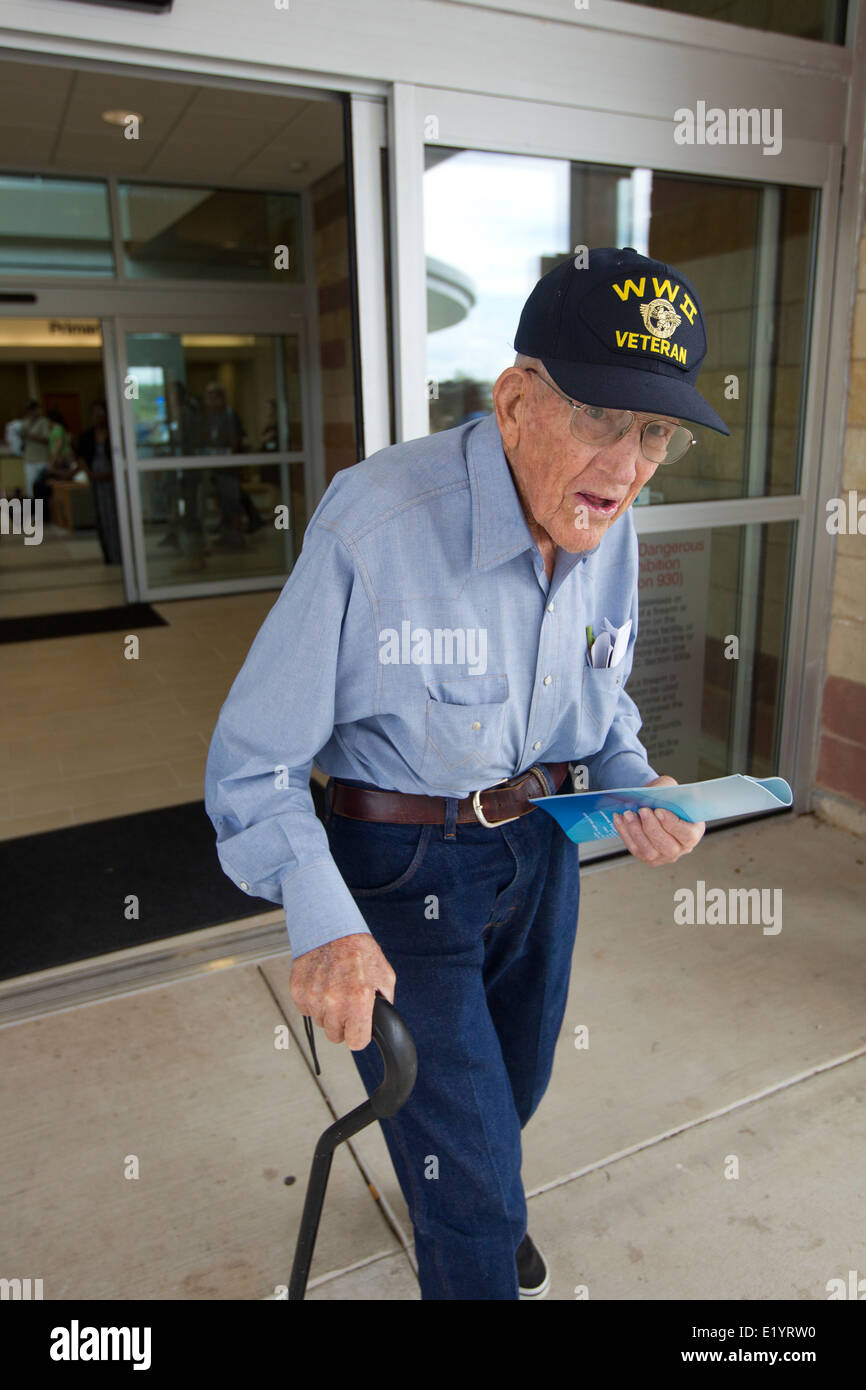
[388,85,840,820]
[116,316,312,600]
[0,314,126,619]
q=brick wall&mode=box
[310,163,359,487]
[814,206,866,831]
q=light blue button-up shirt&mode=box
[205,410,657,959]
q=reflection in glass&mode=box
[127,333,302,461]
[126,330,306,587]
[119,184,302,282]
[423,148,817,505]
[139,463,292,585]
[0,175,113,276]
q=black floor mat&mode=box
[0,783,327,980]
[0,603,167,645]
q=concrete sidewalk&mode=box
[1,812,863,1300]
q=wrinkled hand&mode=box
[289,932,396,1051]
[612,774,705,866]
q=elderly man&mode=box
[205,247,730,1301]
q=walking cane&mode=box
[288,990,417,1300]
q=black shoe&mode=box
[516,1232,550,1299]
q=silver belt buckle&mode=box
[472,765,548,828]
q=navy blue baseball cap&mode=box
[514,246,730,435]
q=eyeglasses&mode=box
[524,368,696,465]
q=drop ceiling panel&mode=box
[0,59,346,190]
[52,132,157,173]
[167,112,288,150]
[63,72,193,132]
[0,69,72,129]
[184,88,312,121]
[137,147,285,184]
[0,129,59,165]
[246,102,343,184]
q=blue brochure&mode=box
[529,774,793,844]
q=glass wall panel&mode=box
[136,460,293,585]
[118,184,302,282]
[126,331,302,461]
[125,329,305,588]
[423,148,818,506]
[0,175,113,276]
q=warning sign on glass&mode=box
[629,530,711,784]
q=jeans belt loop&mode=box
[531,762,555,796]
[471,764,550,828]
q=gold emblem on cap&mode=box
[639,299,682,340]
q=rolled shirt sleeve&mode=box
[204,515,374,960]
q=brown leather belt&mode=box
[328,762,570,825]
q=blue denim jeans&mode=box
[323,776,581,1300]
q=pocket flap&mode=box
[426,673,508,706]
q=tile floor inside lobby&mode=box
[0,522,125,621]
[1,813,864,1300]
[0,584,278,840]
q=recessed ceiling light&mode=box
[101,109,144,126]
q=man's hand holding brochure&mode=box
[537,615,794,864]
[531,774,794,860]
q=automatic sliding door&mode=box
[121,326,308,598]
[407,94,826,818]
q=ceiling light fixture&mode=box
[101,109,144,126]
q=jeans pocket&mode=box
[328,817,433,897]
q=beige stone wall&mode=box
[815,207,866,820]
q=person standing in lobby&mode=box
[19,400,52,499]
[77,399,121,566]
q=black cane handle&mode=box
[370,991,417,1117]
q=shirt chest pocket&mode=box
[419,673,509,787]
[580,663,623,747]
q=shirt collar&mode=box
[466,411,537,572]
[465,411,598,574]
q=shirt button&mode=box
[239,881,249,892]
[533,740,541,751]
[547,602,555,613]
[471,721,481,730]
[543,674,552,686]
